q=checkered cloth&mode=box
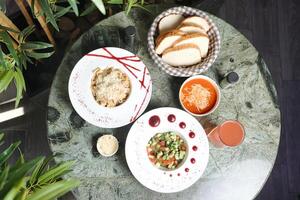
[147,6,221,77]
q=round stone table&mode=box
[47,5,280,200]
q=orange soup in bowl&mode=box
[180,77,218,115]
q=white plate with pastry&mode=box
[68,47,152,128]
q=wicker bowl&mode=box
[147,6,221,77]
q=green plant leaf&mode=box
[19,54,27,70]
[107,0,123,4]
[67,0,78,16]
[14,68,26,107]
[14,147,25,169]
[29,0,36,18]
[29,157,45,185]
[0,0,7,12]
[26,51,54,59]
[53,6,72,19]
[34,156,53,179]
[0,157,42,198]
[39,0,59,31]
[0,141,21,167]
[80,3,96,16]
[0,165,9,190]
[21,41,53,50]
[24,53,33,65]
[132,4,151,14]
[37,161,74,185]
[0,133,4,146]
[0,47,7,69]
[0,31,20,66]
[0,70,14,93]
[3,177,26,200]
[0,25,19,33]
[14,189,27,200]
[15,67,26,91]
[14,80,23,108]
[0,133,4,142]
[19,50,33,70]
[91,0,106,15]
[27,179,80,200]
[125,0,135,15]
[19,25,35,42]
[125,0,148,15]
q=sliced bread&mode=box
[158,14,185,33]
[155,30,185,45]
[155,30,185,55]
[173,33,209,57]
[182,16,210,32]
[162,44,201,66]
[177,24,207,34]
[180,22,207,34]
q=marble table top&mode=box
[47,5,281,200]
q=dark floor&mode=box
[1,0,300,199]
[213,0,300,199]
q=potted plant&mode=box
[0,132,79,199]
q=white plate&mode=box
[125,107,209,193]
[68,47,152,128]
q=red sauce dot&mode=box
[185,168,189,172]
[179,122,186,129]
[189,131,195,138]
[177,173,181,176]
[168,114,176,122]
[191,158,196,164]
[192,146,198,151]
[149,115,160,127]
[169,174,172,177]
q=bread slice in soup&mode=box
[162,44,201,67]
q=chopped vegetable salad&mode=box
[147,131,187,169]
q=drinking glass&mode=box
[207,120,245,148]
